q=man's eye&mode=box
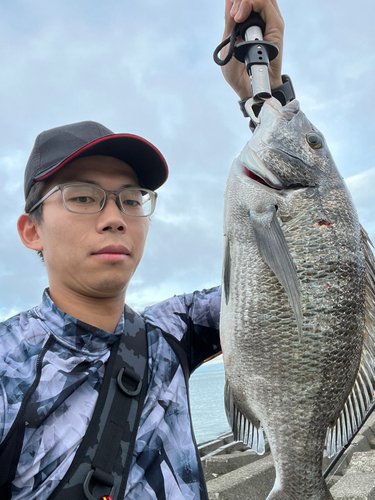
[72,196,95,203]
[123,199,141,206]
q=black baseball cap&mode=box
[24,120,169,199]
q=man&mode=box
[0,0,286,498]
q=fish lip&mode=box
[241,149,284,191]
[92,245,130,255]
[242,164,282,190]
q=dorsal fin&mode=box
[326,226,375,458]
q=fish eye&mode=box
[306,132,323,149]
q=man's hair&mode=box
[24,180,53,260]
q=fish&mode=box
[220,97,375,499]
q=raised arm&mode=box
[142,286,222,374]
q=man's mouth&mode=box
[92,245,130,261]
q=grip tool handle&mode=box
[234,12,279,124]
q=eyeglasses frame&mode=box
[28,182,158,217]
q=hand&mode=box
[221,0,284,100]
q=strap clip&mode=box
[117,367,142,396]
[83,468,115,500]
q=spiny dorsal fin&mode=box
[326,225,375,458]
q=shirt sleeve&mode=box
[141,286,222,374]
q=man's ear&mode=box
[17,214,44,252]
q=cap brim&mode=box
[35,134,168,191]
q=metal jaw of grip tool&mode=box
[234,12,279,125]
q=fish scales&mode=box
[220,98,374,499]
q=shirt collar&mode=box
[35,289,125,353]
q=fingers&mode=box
[232,0,284,30]
[229,0,241,20]
[225,0,235,20]
[224,0,284,50]
[223,0,236,39]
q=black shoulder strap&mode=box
[50,305,148,500]
[1,306,148,500]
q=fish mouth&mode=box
[243,165,282,190]
[242,148,311,191]
[241,149,283,190]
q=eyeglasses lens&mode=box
[63,185,104,213]
[62,185,152,216]
[119,189,151,216]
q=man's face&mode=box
[34,155,150,300]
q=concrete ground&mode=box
[199,414,375,500]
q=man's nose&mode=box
[96,196,126,233]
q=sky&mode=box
[0,0,374,321]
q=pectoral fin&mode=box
[250,206,303,340]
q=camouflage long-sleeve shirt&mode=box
[0,287,221,500]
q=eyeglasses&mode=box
[28,182,157,217]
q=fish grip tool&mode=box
[213,11,279,124]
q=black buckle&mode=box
[83,468,115,500]
[117,367,142,396]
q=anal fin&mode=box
[225,381,265,454]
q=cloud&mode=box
[0,0,374,320]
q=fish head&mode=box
[239,97,340,191]
[224,97,349,232]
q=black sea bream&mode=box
[220,97,375,499]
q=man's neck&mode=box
[49,286,126,333]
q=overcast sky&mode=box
[0,0,374,321]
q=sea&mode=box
[189,361,230,444]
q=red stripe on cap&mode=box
[35,134,168,181]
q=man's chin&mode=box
[83,277,130,299]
